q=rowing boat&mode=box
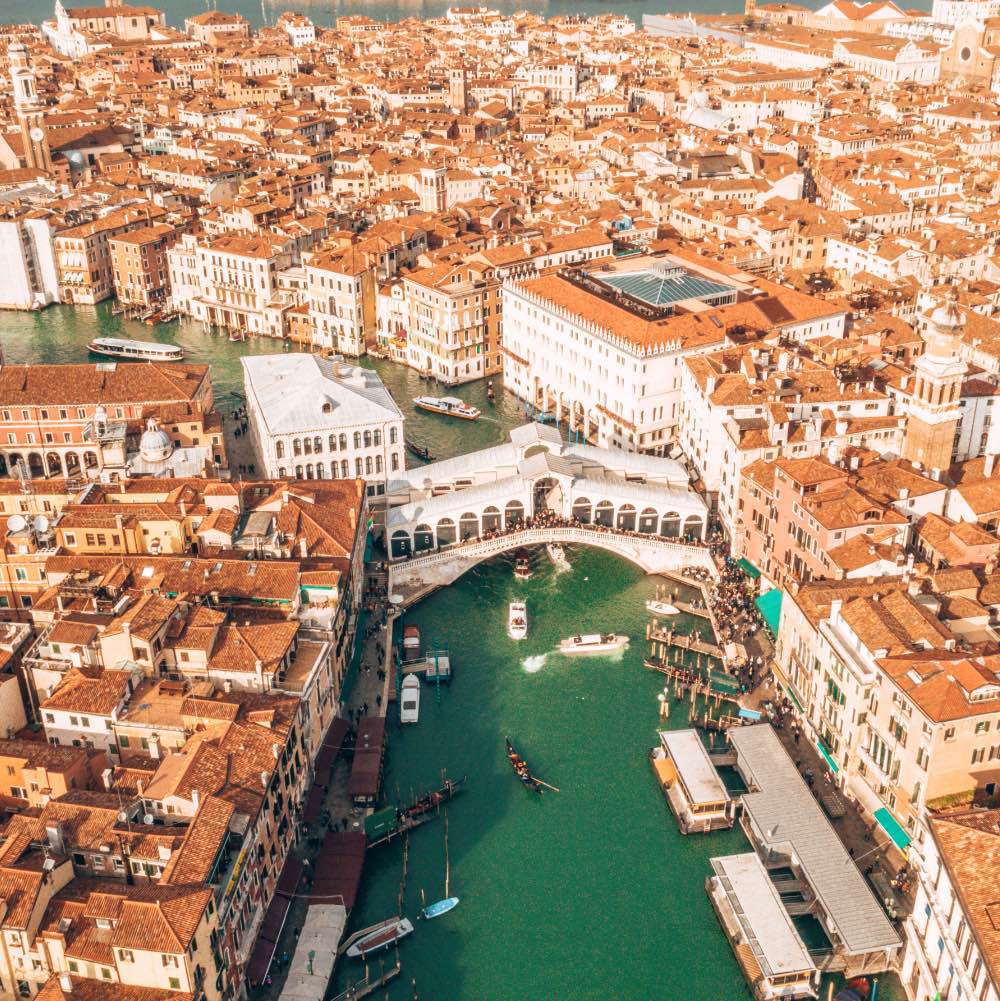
[505,736,543,794]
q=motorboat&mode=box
[646,599,680,616]
[559,633,629,655]
[345,917,414,958]
[87,337,184,362]
[400,674,420,724]
[402,624,421,662]
[421,897,459,920]
[508,601,527,640]
[513,550,532,580]
[546,543,570,569]
[414,396,481,420]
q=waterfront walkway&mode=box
[388,525,716,602]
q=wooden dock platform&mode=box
[647,625,722,660]
[329,956,401,1001]
[401,653,451,682]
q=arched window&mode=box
[572,497,592,523]
[275,440,285,459]
[436,517,457,546]
[306,463,314,479]
[330,462,338,478]
[391,453,399,472]
[594,500,614,526]
[660,512,681,538]
[316,463,325,479]
[363,430,372,448]
[638,508,658,534]
[295,465,303,479]
[414,524,433,552]
[365,456,373,475]
[504,500,525,528]
[459,512,478,540]
[341,460,349,478]
[303,438,312,455]
[390,530,412,559]
[313,436,322,454]
[616,504,637,532]
[293,439,302,457]
[353,431,362,449]
[339,434,347,450]
[482,506,501,532]
[355,457,363,476]
[278,467,286,477]
[374,429,382,447]
[389,427,398,445]
[329,434,337,452]
[375,454,383,473]
[683,515,704,541]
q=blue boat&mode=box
[421,896,459,920]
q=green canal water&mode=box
[1,305,908,1001]
[337,549,753,1001]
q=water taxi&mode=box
[513,550,532,580]
[400,674,420,724]
[345,917,414,958]
[508,601,527,640]
[559,633,629,655]
[646,599,680,616]
[414,396,481,421]
[546,543,570,569]
[402,624,421,663]
[87,337,184,362]
[421,897,459,920]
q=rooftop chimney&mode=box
[985,454,997,479]
[46,822,64,855]
[58,973,72,993]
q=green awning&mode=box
[817,741,839,774]
[874,807,912,852]
[737,557,761,580]
[786,685,804,712]
[755,588,783,635]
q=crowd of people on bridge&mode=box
[402,510,711,555]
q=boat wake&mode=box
[521,653,548,673]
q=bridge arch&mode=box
[387,527,716,601]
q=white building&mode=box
[242,353,405,499]
[0,215,59,310]
[903,808,1000,1001]
[502,254,847,455]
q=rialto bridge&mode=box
[384,423,709,561]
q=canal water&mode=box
[336,548,753,1001]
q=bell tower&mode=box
[8,42,52,173]
[902,290,967,473]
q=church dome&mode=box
[139,418,173,463]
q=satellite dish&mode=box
[33,515,50,535]
[6,515,26,534]
[142,814,154,825]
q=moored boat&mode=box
[646,599,680,616]
[834,977,872,1001]
[559,633,629,655]
[513,550,532,580]
[421,897,459,920]
[345,917,414,958]
[402,624,421,662]
[87,337,184,362]
[400,674,420,724]
[414,396,481,420]
[508,601,527,640]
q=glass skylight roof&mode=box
[601,268,735,307]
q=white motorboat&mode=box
[508,601,527,640]
[88,337,184,362]
[400,674,420,724]
[559,633,629,655]
[345,916,414,958]
[414,396,481,420]
[546,543,570,569]
[646,599,679,616]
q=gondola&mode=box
[505,736,544,794]
[406,438,434,461]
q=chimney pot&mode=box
[58,973,73,993]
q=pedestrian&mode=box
[376,694,382,707]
